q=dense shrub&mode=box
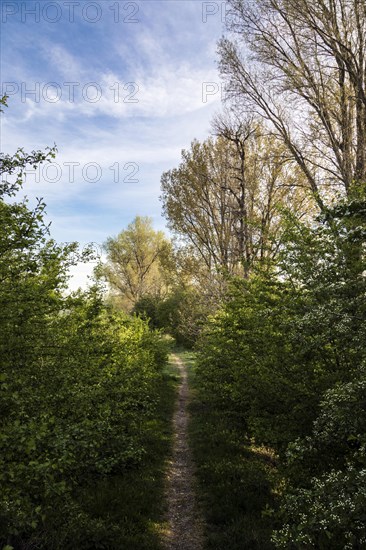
[273,371,366,548]
[194,201,366,545]
[133,286,208,348]
[195,274,339,450]
[0,152,168,547]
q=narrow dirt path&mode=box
[162,354,204,550]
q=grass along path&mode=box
[162,353,204,550]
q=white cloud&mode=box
[1,0,226,290]
[11,63,221,123]
[42,43,84,81]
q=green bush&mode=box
[273,372,366,548]
[194,201,366,546]
[134,286,208,348]
[0,149,169,547]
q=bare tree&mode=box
[219,0,366,211]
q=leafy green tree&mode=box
[100,216,173,311]
[270,199,366,546]
[161,126,309,281]
[196,197,366,450]
[133,283,211,348]
[195,274,324,450]
[194,194,366,544]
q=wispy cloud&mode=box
[1,0,225,288]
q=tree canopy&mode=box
[218,0,366,210]
[99,216,173,311]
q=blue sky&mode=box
[1,0,226,287]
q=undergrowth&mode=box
[184,350,280,550]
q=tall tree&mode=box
[162,138,237,275]
[218,0,366,210]
[100,216,172,311]
[161,122,310,280]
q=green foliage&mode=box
[0,95,8,112]
[1,145,57,198]
[196,199,366,445]
[99,216,173,311]
[273,467,366,549]
[0,146,171,548]
[196,273,332,450]
[160,131,309,279]
[133,286,209,348]
[273,370,366,548]
[194,198,366,546]
[187,351,278,549]
[133,294,161,328]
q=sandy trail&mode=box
[162,354,204,550]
